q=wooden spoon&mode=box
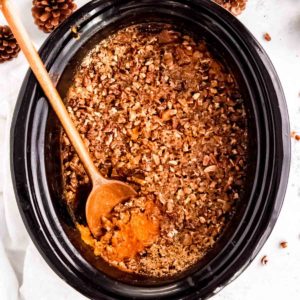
[1,0,137,238]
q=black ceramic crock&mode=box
[11,0,290,299]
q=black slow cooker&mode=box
[11,0,290,299]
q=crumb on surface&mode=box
[291,131,300,141]
[261,255,268,265]
[280,241,288,249]
[264,33,271,42]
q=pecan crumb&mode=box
[264,33,271,42]
[261,255,268,265]
[280,241,288,249]
[291,131,300,141]
[71,26,80,40]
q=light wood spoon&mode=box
[1,0,137,238]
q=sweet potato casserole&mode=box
[61,24,248,277]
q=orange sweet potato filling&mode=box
[77,201,161,266]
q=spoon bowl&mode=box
[86,181,137,238]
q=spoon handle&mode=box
[1,0,103,183]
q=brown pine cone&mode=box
[0,25,20,63]
[32,0,77,33]
[214,0,247,16]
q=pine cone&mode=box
[0,25,20,63]
[32,0,77,33]
[214,0,247,16]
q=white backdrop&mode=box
[0,1,300,299]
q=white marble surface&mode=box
[0,1,300,299]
